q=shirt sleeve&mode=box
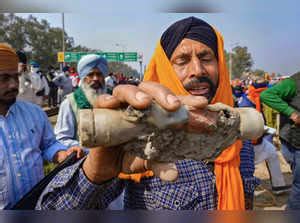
[38,107,67,162]
[35,158,124,210]
[42,75,50,96]
[260,78,297,117]
[54,99,81,147]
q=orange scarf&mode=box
[247,85,267,112]
[143,30,244,210]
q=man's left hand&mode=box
[53,146,85,163]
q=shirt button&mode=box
[17,173,21,177]
[174,200,180,207]
[12,154,17,157]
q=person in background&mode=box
[245,75,290,195]
[17,50,36,104]
[69,67,80,90]
[55,54,108,147]
[53,66,73,104]
[0,43,84,209]
[104,72,115,95]
[46,65,58,108]
[28,61,50,107]
[261,72,300,209]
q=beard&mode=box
[0,97,17,107]
[80,80,104,105]
[183,76,217,102]
[0,88,18,108]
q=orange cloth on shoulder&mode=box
[143,29,244,210]
[247,85,267,112]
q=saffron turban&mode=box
[0,43,18,72]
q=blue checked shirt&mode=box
[240,140,260,196]
[0,100,67,209]
[36,159,217,210]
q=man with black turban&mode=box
[36,17,253,210]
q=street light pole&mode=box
[115,43,126,52]
[138,53,143,81]
[61,13,65,69]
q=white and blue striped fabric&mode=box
[0,100,66,209]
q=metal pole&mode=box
[62,13,65,69]
[139,61,143,81]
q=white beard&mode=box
[79,80,104,106]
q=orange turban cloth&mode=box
[0,43,18,71]
[143,30,244,210]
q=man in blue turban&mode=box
[55,54,108,148]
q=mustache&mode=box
[4,88,19,95]
[90,80,102,87]
[183,76,216,91]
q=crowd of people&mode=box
[0,16,299,211]
[16,51,140,109]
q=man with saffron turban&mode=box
[37,17,248,210]
[0,43,83,209]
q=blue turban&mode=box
[62,66,70,72]
[77,54,108,79]
[30,61,40,68]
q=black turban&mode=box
[16,50,27,64]
[160,16,218,60]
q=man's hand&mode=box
[290,112,300,125]
[83,81,208,184]
[53,146,85,163]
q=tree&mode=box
[252,69,265,77]
[0,13,139,74]
[232,46,253,78]
[225,46,253,79]
[0,13,77,68]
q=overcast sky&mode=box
[11,0,300,74]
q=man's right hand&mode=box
[290,112,300,125]
[82,81,208,184]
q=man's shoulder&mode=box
[14,100,46,117]
[58,95,76,116]
[16,100,43,111]
[59,95,73,108]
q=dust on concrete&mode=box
[254,151,292,210]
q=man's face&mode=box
[18,63,27,73]
[84,68,104,90]
[170,38,219,102]
[0,70,20,106]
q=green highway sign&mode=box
[61,52,138,62]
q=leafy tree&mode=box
[225,46,253,79]
[0,13,82,69]
[231,46,253,78]
[252,69,265,77]
[0,13,139,76]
